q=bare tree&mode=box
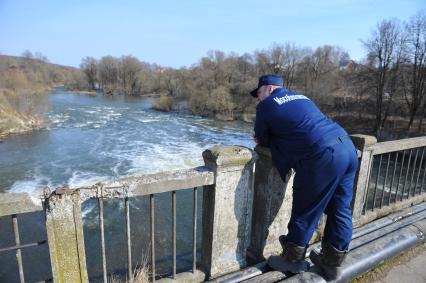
[34,52,49,63]
[97,56,119,93]
[362,19,404,133]
[403,12,426,131]
[267,43,303,89]
[80,57,98,90]
[281,43,303,90]
[254,49,273,74]
[119,55,141,95]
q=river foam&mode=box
[1,91,255,204]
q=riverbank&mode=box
[149,96,426,142]
[0,89,44,140]
[66,90,97,96]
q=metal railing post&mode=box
[350,134,377,226]
[45,189,89,283]
[201,146,256,279]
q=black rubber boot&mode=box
[267,235,310,274]
[310,241,348,280]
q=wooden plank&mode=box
[0,193,43,217]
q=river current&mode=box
[0,88,254,196]
[0,88,255,282]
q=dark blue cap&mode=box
[250,74,284,97]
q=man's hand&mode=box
[253,135,259,145]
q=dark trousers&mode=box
[285,135,358,251]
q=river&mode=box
[0,88,255,282]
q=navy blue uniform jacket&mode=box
[255,88,347,176]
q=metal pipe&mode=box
[207,262,268,283]
[372,155,383,210]
[421,149,426,193]
[415,148,425,195]
[192,187,198,273]
[379,153,391,208]
[388,152,398,205]
[98,198,107,283]
[172,191,176,279]
[150,194,156,282]
[348,210,426,251]
[395,150,406,201]
[287,220,426,283]
[12,214,25,283]
[0,240,47,253]
[352,201,426,239]
[408,148,419,197]
[401,149,413,200]
[125,197,132,282]
[206,202,426,283]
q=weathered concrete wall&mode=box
[350,134,377,226]
[247,145,295,263]
[0,192,43,217]
[201,146,256,279]
[45,190,89,283]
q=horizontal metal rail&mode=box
[0,240,47,253]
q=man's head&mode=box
[250,74,284,102]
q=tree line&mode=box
[78,12,426,136]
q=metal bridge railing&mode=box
[0,193,49,283]
[351,135,426,226]
[364,148,426,212]
[0,145,255,283]
[46,166,214,283]
[7,137,426,282]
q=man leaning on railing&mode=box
[251,74,359,280]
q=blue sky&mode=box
[0,0,425,68]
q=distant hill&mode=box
[0,54,83,139]
[0,54,76,72]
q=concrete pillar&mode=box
[247,146,295,263]
[201,146,256,279]
[45,189,89,283]
[350,134,377,226]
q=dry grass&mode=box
[108,265,150,283]
[152,95,173,112]
[108,251,151,283]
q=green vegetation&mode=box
[0,52,81,138]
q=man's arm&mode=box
[254,107,270,147]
